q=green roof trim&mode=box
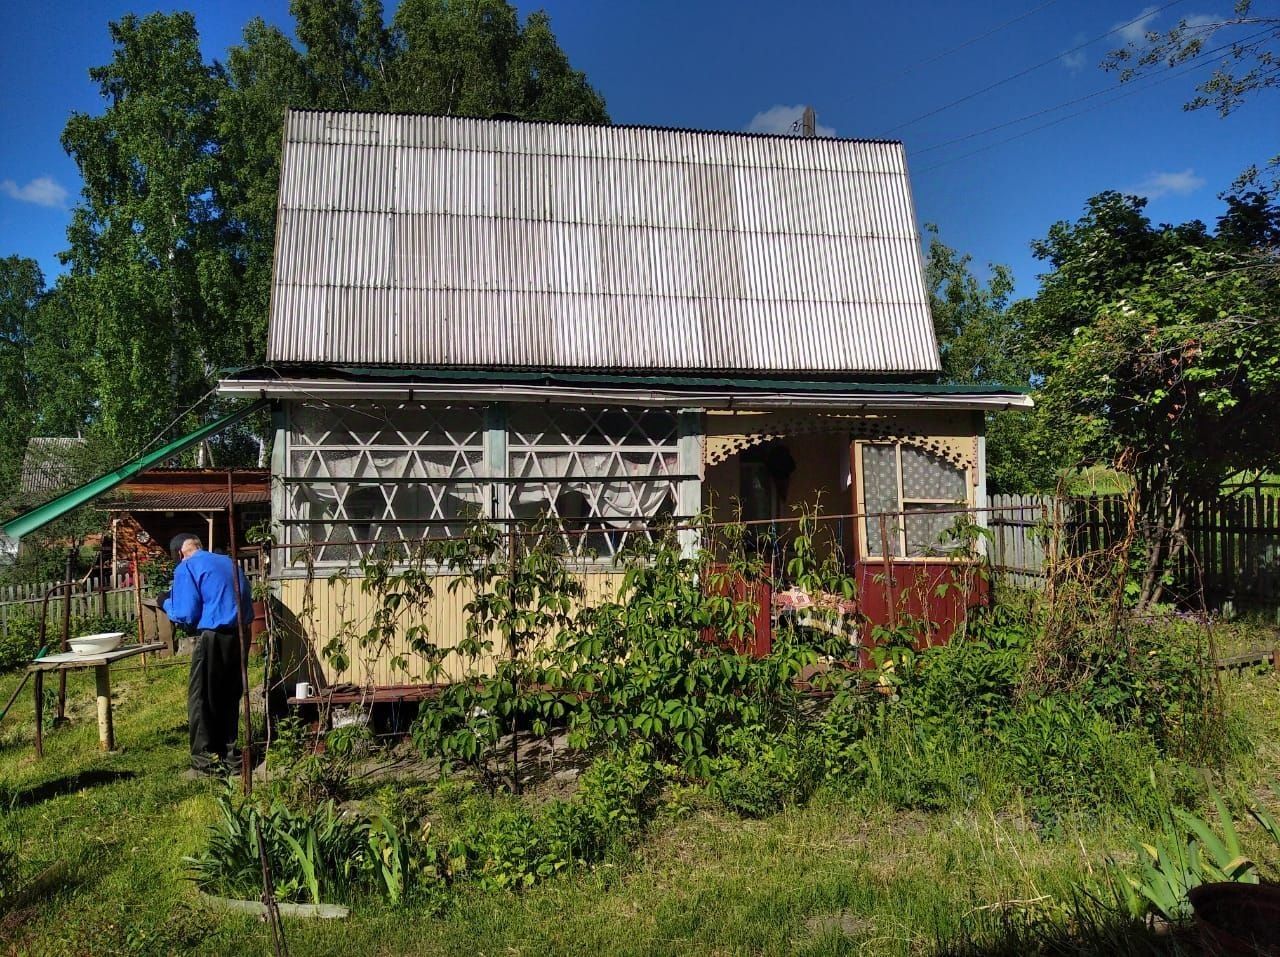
[2,399,270,542]
[223,365,1030,396]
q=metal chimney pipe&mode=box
[801,106,816,137]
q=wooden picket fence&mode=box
[989,491,1280,608]
[0,555,261,639]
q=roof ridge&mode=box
[283,107,905,147]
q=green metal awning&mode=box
[2,399,270,543]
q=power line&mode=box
[909,43,1244,175]
[838,0,1063,103]
[909,25,1274,158]
[876,0,1190,137]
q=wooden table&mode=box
[28,643,165,756]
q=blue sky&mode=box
[0,0,1275,298]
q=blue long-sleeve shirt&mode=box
[163,549,253,632]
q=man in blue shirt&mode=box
[164,534,253,773]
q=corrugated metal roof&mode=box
[104,490,270,512]
[268,110,940,375]
[20,437,87,494]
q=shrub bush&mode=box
[997,695,1171,827]
[0,614,41,672]
[264,716,373,808]
[709,724,821,818]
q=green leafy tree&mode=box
[22,284,96,444]
[389,0,607,121]
[1025,191,1280,608]
[1105,1,1279,116]
[217,1,396,354]
[0,257,42,494]
[60,12,236,452]
[54,2,606,458]
[923,228,1056,493]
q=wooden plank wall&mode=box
[276,570,625,688]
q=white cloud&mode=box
[1060,35,1088,72]
[1114,4,1162,46]
[745,104,837,137]
[0,175,70,209]
[1130,168,1206,199]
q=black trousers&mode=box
[188,628,243,769]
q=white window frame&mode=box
[278,401,694,566]
[282,400,488,564]
[505,405,684,560]
[855,440,973,561]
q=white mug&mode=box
[295,682,312,699]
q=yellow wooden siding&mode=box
[275,570,624,688]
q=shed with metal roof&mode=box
[224,110,1034,688]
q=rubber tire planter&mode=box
[1188,882,1280,956]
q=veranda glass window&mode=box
[861,443,970,558]
[506,406,681,558]
[286,402,486,562]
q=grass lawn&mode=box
[2,656,1279,956]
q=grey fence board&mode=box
[0,556,260,639]
[990,491,1280,606]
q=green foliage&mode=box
[1077,618,1215,757]
[925,224,1020,387]
[0,257,41,496]
[388,0,608,121]
[709,724,821,818]
[896,603,1033,734]
[187,786,445,906]
[0,614,42,673]
[561,528,814,776]
[0,816,19,912]
[409,521,583,790]
[1115,786,1259,923]
[451,748,658,890]
[1250,782,1280,850]
[998,697,1168,826]
[0,611,129,673]
[265,715,374,808]
[194,747,659,905]
[1025,189,1280,607]
[400,519,820,788]
[922,227,1053,494]
[138,555,175,598]
[1104,1,1280,116]
[59,12,235,450]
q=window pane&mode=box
[286,401,484,561]
[901,446,966,501]
[506,406,681,557]
[861,445,900,557]
[904,504,967,557]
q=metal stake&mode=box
[227,472,253,796]
[56,546,74,725]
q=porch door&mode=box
[851,440,984,645]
